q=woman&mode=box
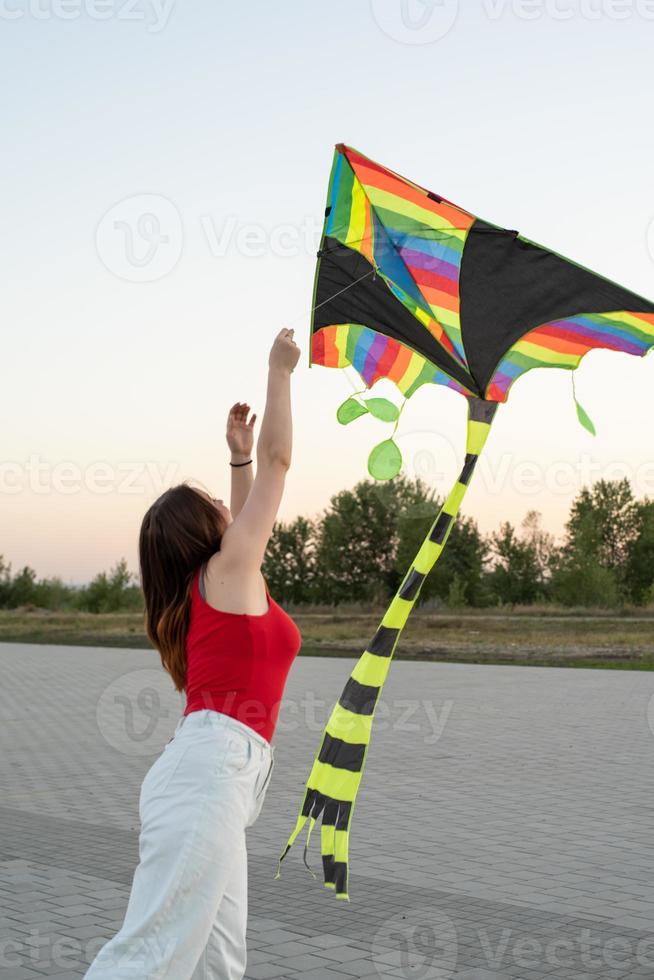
[84,328,302,979]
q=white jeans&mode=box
[83,709,275,980]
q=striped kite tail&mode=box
[275,397,498,900]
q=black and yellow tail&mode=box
[276,398,498,900]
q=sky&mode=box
[2,0,654,582]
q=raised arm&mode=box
[219,328,300,571]
[226,402,256,518]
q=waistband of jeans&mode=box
[175,709,272,753]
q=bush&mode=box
[262,517,317,605]
[75,559,142,613]
[447,574,469,609]
[487,522,544,606]
[551,560,620,608]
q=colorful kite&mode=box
[275,144,654,900]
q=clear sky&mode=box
[2,0,653,581]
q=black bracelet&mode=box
[230,459,253,468]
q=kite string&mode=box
[284,268,374,330]
[282,267,375,396]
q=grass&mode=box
[1,604,654,669]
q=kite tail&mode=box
[274,790,311,881]
[276,397,498,900]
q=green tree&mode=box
[552,479,640,605]
[8,566,38,607]
[487,521,544,606]
[446,573,469,609]
[396,505,488,608]
[564,479,639,581]
[262,517,316,605]
[77,558,140,613]
[314,476,432,604]
[33,576,77,610]
[0,556,79,610]
[624,501,654,604]
[0,556,12,608]
[551,558,619,608]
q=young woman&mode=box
[84,328,302,980]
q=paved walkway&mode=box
[1,642,654,979]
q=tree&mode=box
[551,559,619,608]
[8,566,38,607]
[314,476,434,604]
[0,559,40,609]
[396,505,488,608]
[487,521,544,606]
[0,556,12,608]
[552,479,641,605]
[564,479,639,580]
[33,576,75,611]
[262,517,316,605]
[77,558,140,613]
[521,510,556,585]
[624,501,654,604]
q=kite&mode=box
[275,144,654,900]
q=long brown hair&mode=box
[139,482,227,691]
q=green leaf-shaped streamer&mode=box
[575,400,596,436]
[364,397,400,422]
[337,398,369,425]
[572,373,596,436]
[368,439,403,481]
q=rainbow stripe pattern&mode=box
[324,144,475,368]
[312,324,473,399]
[311,144,654,406]
[487,311,654,402]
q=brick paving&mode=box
[1,641,653,978]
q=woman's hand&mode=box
[226,402,257,460]
[269,328,301,374]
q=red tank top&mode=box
[183,566,302,743]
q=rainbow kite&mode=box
[276,144,654,900]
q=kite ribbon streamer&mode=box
[275,396,498,900]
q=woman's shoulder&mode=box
[204,552,269,615]
[205,550,266,585]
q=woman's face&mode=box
[200,490,232,526]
